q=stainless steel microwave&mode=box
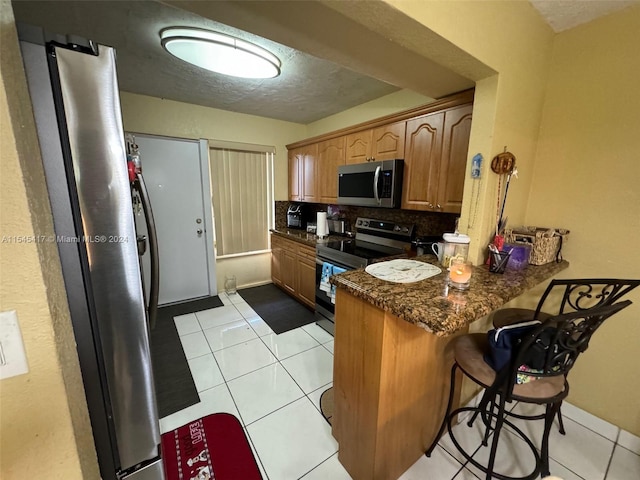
[337,159,404,208]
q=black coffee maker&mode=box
[287,203,305,229]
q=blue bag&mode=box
[484,320,541,372]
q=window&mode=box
[209,143,274,257]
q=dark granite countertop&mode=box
[331,255,569,337]
[270,228,349,248]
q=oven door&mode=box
[315,257,352,336]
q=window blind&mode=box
[209,147,274,256]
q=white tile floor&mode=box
[161,291,640,480]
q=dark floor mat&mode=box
[149,295,223,418]
[239,283,315,334]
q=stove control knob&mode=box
[356,219,362,226]
[402,227,409,233]
[363,220,369,227]
[393,225,401,232]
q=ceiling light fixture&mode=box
[160,27,281,79]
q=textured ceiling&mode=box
[530,0,639,32]
[13,1,632,125]
[12,0,403,124]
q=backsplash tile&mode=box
[275,201,457,238]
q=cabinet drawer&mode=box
[298,244,316,261]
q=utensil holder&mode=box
[489,251,511,274]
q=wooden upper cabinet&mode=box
[286,90,474,208]
[371,121,405,160]
[438,105,473,213]
[301,143,318,202]
[288,147,302,201]
[401,112,445,211]
[289,144,318,202]
[401,105,472,213]
[345,122,406,165]
[317,136,346,203]
[345,130,372,164]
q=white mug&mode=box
[431,242,444,262]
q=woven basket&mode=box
[504,227,570,265]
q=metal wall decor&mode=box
[491,147,516,174]
[492,147,517,235]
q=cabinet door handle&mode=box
[436,204,442,210]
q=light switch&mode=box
[0,310,29,380]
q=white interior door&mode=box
[133,134,216,305]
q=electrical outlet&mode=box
[0,310,29,380]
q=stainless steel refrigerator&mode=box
[18,25,164,480]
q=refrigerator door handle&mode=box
[135,172,159,330]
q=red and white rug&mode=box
[162,413,262,480]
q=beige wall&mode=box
[305,89,434,137]
[383,1,640,434]
[118,90,432,291]
[120,92,307,202]
[0,3,98,478]
[385,0,555,263]
[120,92,306,289]
[526,5,640,435]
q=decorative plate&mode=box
[365,259,442,283]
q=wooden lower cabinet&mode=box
[281,248,297,295]
[270,234,316,309]
[333,289,465,480]
[271,235,283,287]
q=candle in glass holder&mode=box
[449,259,472,290]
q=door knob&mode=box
[196,229,203,235]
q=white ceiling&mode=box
[12,1,638,124]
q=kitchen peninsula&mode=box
[330,256,569,480]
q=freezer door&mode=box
[53,45,161,471]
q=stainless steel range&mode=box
[315,217,415,335]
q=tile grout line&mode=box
[177,307,601,480]
[602,429,621,480]
[170,295,333,479]
[221,301,334,479]
[179,306,271,480]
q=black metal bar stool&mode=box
[488,278,640,434]
[426,300,633,480]
[489,279,640,328]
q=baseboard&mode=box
[238,279,273,290]
[618,429,640,455]
[560,401,619,442]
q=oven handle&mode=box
[316,257,354,271]
[373,165,381,205]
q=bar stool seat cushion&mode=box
[453,333,566,400]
